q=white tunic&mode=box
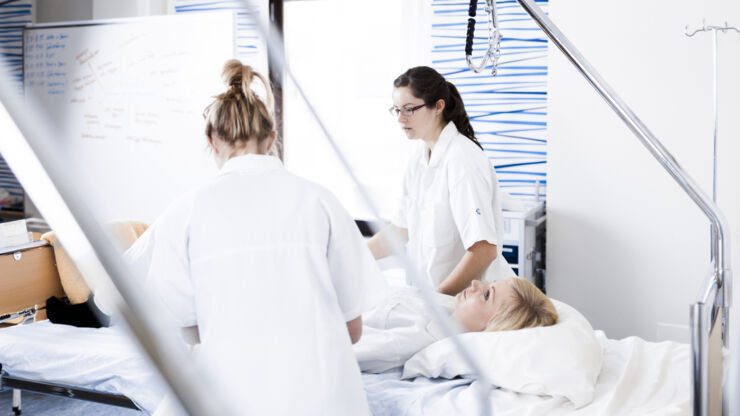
[132,154,387,416]
[393,121,515,287]
[353,286,452,373]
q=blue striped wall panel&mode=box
[430,0,548,200]
[1,0,32,94]
[0,0,33,210]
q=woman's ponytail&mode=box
[443,81,481,150]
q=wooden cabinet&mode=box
[0,241,64,322]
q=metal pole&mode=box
[513,1,733,414]
[691,275,719,416]
[0,55,238,416]
[710,29,718,266]
[268,0,284,160]
[712,28,718,205]
[691,302,710,416]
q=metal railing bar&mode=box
[0,47,237,416]
[512,1,732,415]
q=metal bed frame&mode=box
[511,1,732,415]
[0,241,140,414]
[0,367,138,415]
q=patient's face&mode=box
[452,279,515,332]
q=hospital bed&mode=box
[0,239,160,415]
[1,289,692,416]
[0,243,697,416]
[353,267,694,415]
[0,320,162,415]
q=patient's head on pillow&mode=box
[452,277,558,332]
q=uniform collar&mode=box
[218,154,283,176]
[422,121,457,168]
[427,293,457,341]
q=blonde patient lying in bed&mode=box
[355,277,558,373]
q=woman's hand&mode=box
[346,316,362,344]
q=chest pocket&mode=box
[420,202,457,247]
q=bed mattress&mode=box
[0,321,165,414]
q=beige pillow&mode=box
[41,221,149,304]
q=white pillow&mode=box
[401,299,603,408]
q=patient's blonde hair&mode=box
[204,59,274,147]
[485,278,558,332]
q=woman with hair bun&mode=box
[139,60,386,416]
[368,66,514,296]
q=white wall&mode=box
[547,0,740,350]
[282,0,428,220]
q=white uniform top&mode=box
[354,286,452,373]
[393,121,515,287]
[129,154,387,416]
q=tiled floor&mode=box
[0,389,141,415]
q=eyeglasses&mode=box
[388,104,426,117]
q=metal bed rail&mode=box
[513,1,733,415]
[691,272,721,415]
[0,371,139,413]
[0,240,48,256]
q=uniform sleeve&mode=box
[140,195,197,327]
[448,167,500,250]
[323,191,388,322]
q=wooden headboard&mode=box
[0,241,65,322]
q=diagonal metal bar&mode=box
[0,32,238,416]
[513,1,733,415]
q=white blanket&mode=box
[363,331,690,415]
[0,321,165,415]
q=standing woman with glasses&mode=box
[367,66,514,296]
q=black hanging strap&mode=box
[465,0,478,56]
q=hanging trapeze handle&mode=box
[465,0,502,76]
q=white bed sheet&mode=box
[363,330,691,415]
[0,321,166,415]
[1,321,691,415]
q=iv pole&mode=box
[684,19,740,415]
[685,20,740,258]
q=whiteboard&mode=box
[22,12,264,223]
